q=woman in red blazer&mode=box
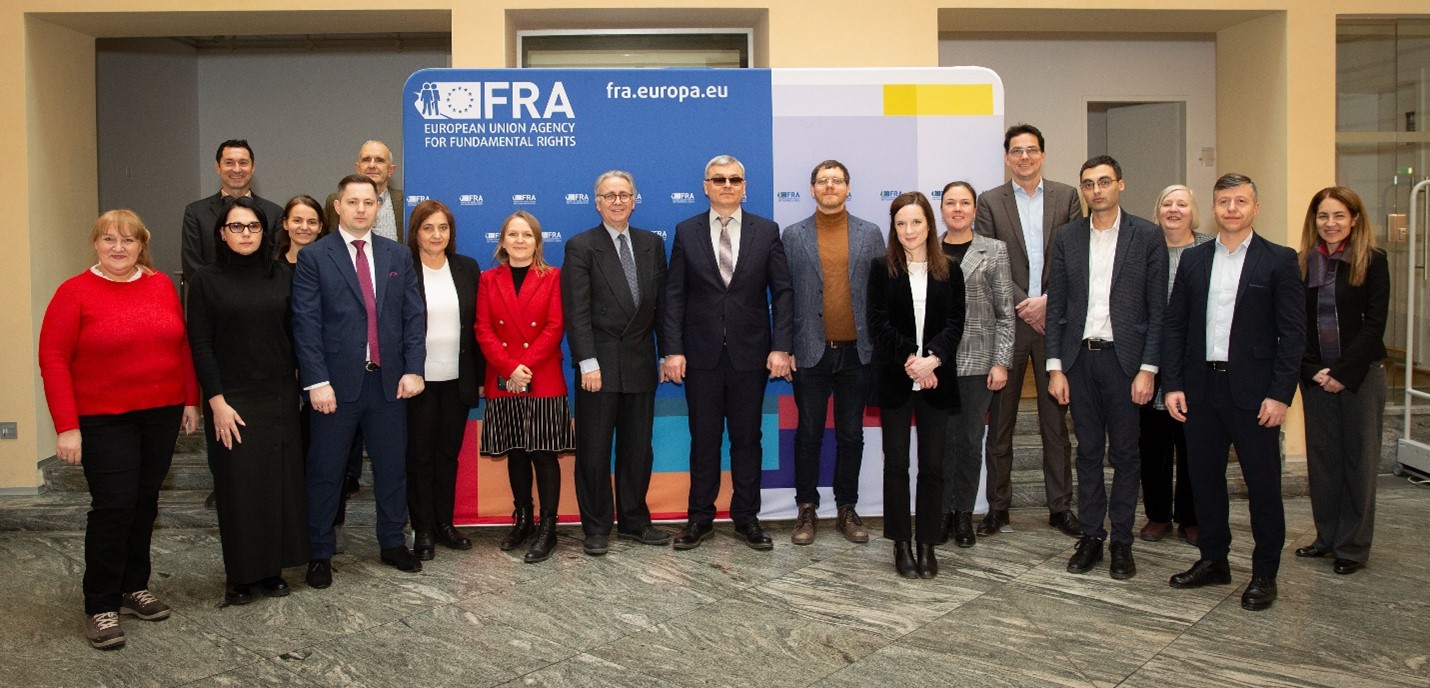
[476,211,573,563]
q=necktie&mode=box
[717,216,734,286]
[352,239,381,367]
[617,232,640,305]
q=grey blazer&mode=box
[1044,211,1167,378]
[782,212,886,365]
[949,234,1015,376]
[974,179,1083,303]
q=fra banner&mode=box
[403,67,1003,525]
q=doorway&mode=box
[1088,101,1188,219]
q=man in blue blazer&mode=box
[782,160,886,546]
[292,174,428,588]
[661,155,794,550]
[1045,156,1167,580]
[1162,173,1306,611]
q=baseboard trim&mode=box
[0,485,45,496]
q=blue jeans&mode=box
[792,344,869,508]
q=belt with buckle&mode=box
[1082,338,1113,351]
[826,340,857,348]
[365,361,381,372]
[1207,361,1229,372]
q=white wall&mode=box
[940,36,1217,214]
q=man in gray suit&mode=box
[1046,156,1167,580]
[325,140,406,242]
[974,124,1084,537]
[782,160,886,546]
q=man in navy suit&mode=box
[1162,173,1306,611]
[1045,156,1167,580]
[292,174,428,587]
[661,155,794,550]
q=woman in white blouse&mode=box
[405,200,484,560]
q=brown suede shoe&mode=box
[835,506,869,543]
[790,503,817,545]
[1138,520,1171,542]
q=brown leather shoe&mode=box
[790,503,817,545]
[1139,520,1171,542]
[1179,525,1198,547]
[835,506,869,543]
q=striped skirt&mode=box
[480,395,575,455]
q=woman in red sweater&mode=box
[38,210,200,650]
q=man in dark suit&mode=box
[1045,156,1167,580]
[561,170,671,555]
[181,139,284,286]
[324,140,406,243]
[974,124,1084,538]
[292,174,428,587]
[1163,173,1306,611]
[661,155,794,551]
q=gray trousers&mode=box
[1302,363,1386,563]
[945,375,994,513]
[985,320,1073,513]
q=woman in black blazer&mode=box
[406,199,485,560]
[867,191,965,579]
[1294,186,1390,576]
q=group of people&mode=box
[38,125,1390,651]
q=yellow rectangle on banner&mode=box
[883,84,994,116]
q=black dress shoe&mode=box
[916,543,938,579]
[952,511,976,548]
[343,475,361,498]
[673,521,714,550]
[1295,543,1331,558]
[1169,558,1231,588]
[1049,510,1081,538]
[582,533,609,556]
[500,508,535,551]
[1240,576,1277,611]
[1067,536,1104,574]
[380,546,423,573]
[1333,558,1365,575]
[224,581,254,605]
[306,559,332,589]
[976,510,1009,536]
[617,526,672,546]
[259,576,290,597]
[735,522,774,550]
[204,491,217,510]
[413,531,436,561]
[937,513,954,546]
[436,524,473,550]
[894,541,917,579]
[1109,542,1136,580]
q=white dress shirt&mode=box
[908,261,929,390]
[1207,231,1254,362]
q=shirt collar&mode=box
[1216,230,1255,256]
[1013,179,1044,199]
[338,226,371,246]
[709,207,743,226]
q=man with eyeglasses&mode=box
[561,170,672,555]
[661,155,793,551]
[182,139,284,287]
[292,174,428,587]
[1044,155,1167,580]
[974,124,1084,538]
[324,140,406,242]
[781,159,885,546]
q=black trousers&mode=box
[791,344,869,508]
[944,375,993,513]
[573,388,655,536]
[1066,348,1141,544]
[880,392,948,544]
[406,379,470,533]
[1139,404,1196,526]
[1302,364,1386,563]
[79,404,182,614]
[1186,369,1285,578]
[684,347,768,526]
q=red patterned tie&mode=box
[352,239,381,367]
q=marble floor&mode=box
[2,477,1428,687]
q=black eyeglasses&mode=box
[223,222,264,234]
[706,176,745,186]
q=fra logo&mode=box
[777,191,802,202]
[565,193,590,205]
[459,194,484,206]
[512,194,538,205]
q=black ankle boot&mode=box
[916,543,938,579]
[894,541,917,578]
[524,511,558,563]
[500,506,534,551]
[953,510,976,548]
[937,513,954,545]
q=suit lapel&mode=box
[373,239,391,311]
[594,228,637,315]
[1069,221,1090,293]
[1234,234,1266,309]
[326,235,364,304]
[1110,215,1134,286]
[729,218,757,288]
[960,239,986,276]
[999,186,1030,258]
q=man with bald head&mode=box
[326,140,406,242]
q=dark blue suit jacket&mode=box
[660,210,794,372]
[291,230,426,403]
[1161,232,1306,411]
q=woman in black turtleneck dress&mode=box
[187,196,307,605]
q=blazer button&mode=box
[523,343,529,348]
[531,322,537,327]
[502,343,508,347]
[498,320,504,325]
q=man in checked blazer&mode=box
[974,123,1085,538]
[1045,156,1167,581]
